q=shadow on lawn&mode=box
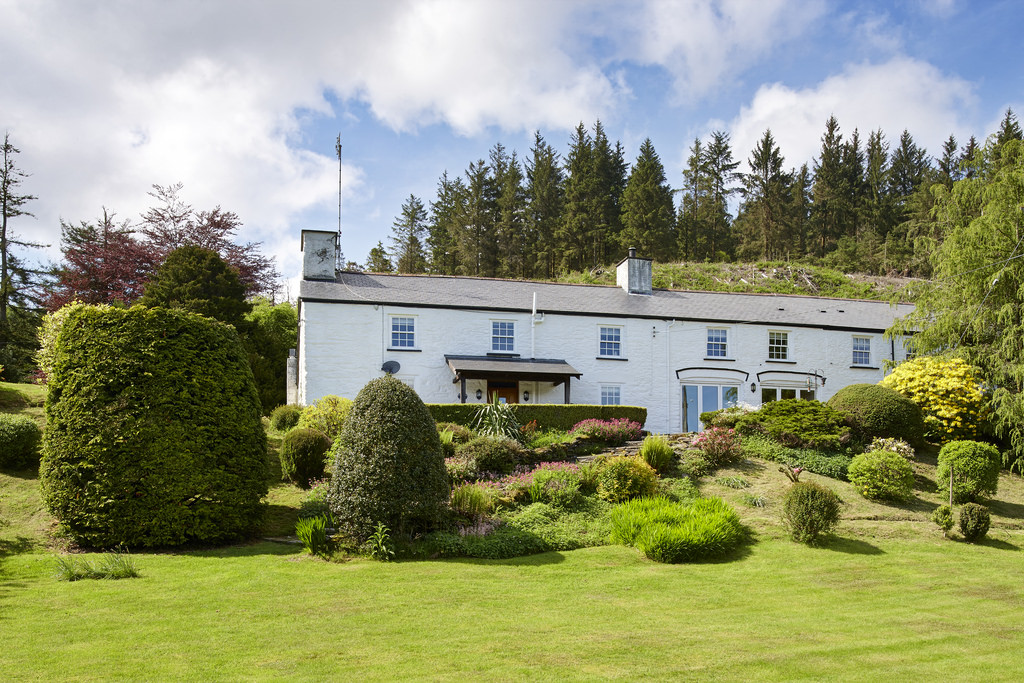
[821,536,884,555]
[441,551,567,566]
[975,536,1020,551]
[988,498,1024,521]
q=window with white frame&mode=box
[390,316,415,348]
[852,336,872,365]
[707,328,728,357]
[768,331,789,360]
[601,385,621,406]
[491,321,515,352]
[599,326,622,357]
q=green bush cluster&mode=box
[505,500,612,551]
[594,456,659,503]
[827,383,925,446]
[880,357,988,443]
[741,434,852,480]
[936,440,1001,503]
[40,305,268,548]
[455,436,528,476]
[425,525,548,559]
[0,413,42,469]
[279,428,332,488]
[781,481,843,544]
[426,403,647,431]
[327,375,448,541]
[638,434,675,473]
[736,399,852,451]
[932,504,954,536]
[436,422,474,443]
[847,449,915,502]
[610,496,744,563]
[296,395,353,442]
[699,405,755,430]
[958,503,990,542]
[693,426,743,467]
[269,404,303,432]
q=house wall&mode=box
[298,299,910,433]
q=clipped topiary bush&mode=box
[0,413,42,469]
[847,448,915,502]
[270,404,303,432]
[879,356,988,444]
[327,375,448,541]
[936,440,1001,503]
[279,427,332,488]
[827,383,925,447]
[39,305,268,548]
[296,395,353,442]
[781,481,842,544]
[455,436,528,476]
[736,399,851,451]
[595,455,659,503]
[958,503,990,542]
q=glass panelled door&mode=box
[682,384,739,432]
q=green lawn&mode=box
[3,381,1024,680]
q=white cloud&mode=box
[727,57,977,171]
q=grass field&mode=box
[2,382,1024,680]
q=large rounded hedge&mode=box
[40,305,268,548]
[827,383,925,446]
[327,375,448,541]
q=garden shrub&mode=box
[827,383,925,446]
[879,356,988,443]
[436,422,473,443]
[438,429,457,458]
[445,455,478,484]
[472,398,524,443]
[736,399,851,451]
[455,436,528,475]
[450,482,493,520]
[699,404,755,430]
[269,404,303,432]
[0,413,42,469]
[296,395,353,442]
[781,481,842,544]
[295,515,332,558]
[570,418,642,445]
[594,456,658,503]
[638,434,675,473]
[39,305,268,548]
[936,440,1001,503]
[610,496,744,563]
[677,449,711,478]
[847,449,915,502]
[279,428,332,488]
[958,503,990,542]
[932,504,954,536]
[506,499,612,551]
[327,375,448,541]
[426,525,549,559]
[867,437,915,460]
[742,434,852,480]
[530,465,584,509]
[693,426,743,467]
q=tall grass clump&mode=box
[54,550,140,581]
[638,434,675,473]
[610,496,743,563]
[295,515,332,559]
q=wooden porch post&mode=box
[460,377,466,404]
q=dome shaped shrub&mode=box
[936,440,1001,503]
[270,404,303,432]
[454,435,527,475]
[781,481,842,544]
[297,394,353,442]
[827,383,925,446]
[0,413,42,469]
[595,456,659,503]
[847,449,915,502]
[39,305,268,548]
[958,503,990,542]
[279,428,332,488]
[327,375,448,541]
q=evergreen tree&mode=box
[389,194,428,274]
[788,163,813,256]
[703,131,740,260]
[864,129,896,239]
[677,138,708,261]
[738,129,790,259]
[811,115,854,257]
[426,171,465,275]
[938,134,960,186]
[889,129,930,216]
[490,144,529,278]
[456,159,498,277]
[620,138,675,260]
[558,123,599,272]
[525,132,564,279]
[365,241,393,273]
[591,121,628,264]
[139,245,250,328]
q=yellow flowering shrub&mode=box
[879,357,988,444]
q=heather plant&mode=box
[296,395,353,443]
[0,413,42,469]
[693,426,743,467]
[594,456,659,503]
[445,455,479,485]
[569,418,642,445]
[958,503,990,542]
[781,481,843,544]
[848,449,915,502]
[638,434,675,473]
[879,356,988,444]
[936,440,1001,503]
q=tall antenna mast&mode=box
[335,133,344,270]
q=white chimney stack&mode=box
[301,230,339,281]
[616,247,652,295]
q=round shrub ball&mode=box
[279,428,332,488]
[936,440,1001,504]
[781,481,842,544]
[595,455,659,503]
[827,383,925,447]
[455,435,527,475]
[327,375,448,541]
[958,503,990,542]
[39,305,268,548]
[0,413,42,469]
[297,394,353,442]
[270,404,303,432]
[848,449,915,502]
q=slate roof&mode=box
[299,272,914,332]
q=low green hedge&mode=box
[741,433,852,481]
[427,403,647,431]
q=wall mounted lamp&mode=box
[750,382,757,393]
[523,390,530,402]
[476,389,483,400]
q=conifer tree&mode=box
[365,241,393,273]
[620,138,675,261]
[558,123,598,272]
[490,144,529,278]
[525,132,564,279]
[457,159,498,277]
[738,129,790,259]
[426,171,465,275]
[389,194,428,274]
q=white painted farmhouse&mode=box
[291,230,914,434]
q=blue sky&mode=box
[2,0,1021,295]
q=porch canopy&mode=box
[445,354,581,404]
